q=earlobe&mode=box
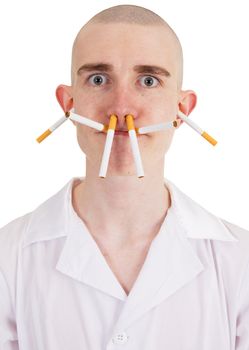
[55,84,74,114]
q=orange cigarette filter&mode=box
[36,129,52,143]
[126,114,135,131]
[36,113,69,143]
[109,114,117,130]
[201,132,217,146]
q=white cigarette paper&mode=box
[126,114,144,178]
[177,110,217,146]
[138,120,177,134]
[36,109,107,143]
[99,115,117,178]
[69,110,105,132]
[36,115,69,143]
[177,110,202,133]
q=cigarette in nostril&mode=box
[125,114,145,178]
[99,114,117,178]
[177,110,217,146]
[137,120,177,134]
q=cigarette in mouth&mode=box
[36,109,108,143]
[69,110,106,132]
[177,110,217,146]
[125,114,145,178]
[137,120,177,134]
[36,113,70,143]
[99,114,117,178]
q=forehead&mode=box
[73,23,179,70]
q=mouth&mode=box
[97,130,145,136]
[115,130,129,136]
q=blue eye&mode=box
[139,75,159,87]
[88,74,107,86]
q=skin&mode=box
[56,22,197,254]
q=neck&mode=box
[72,160,171,247]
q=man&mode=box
[0,5,248,350]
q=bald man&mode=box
[56,5,195,296]
[1,5,249,350]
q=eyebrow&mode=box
[76,63,171,78]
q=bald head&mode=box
[87,4,167,25]
[71,5,183,89]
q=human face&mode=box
[70,23,181,176]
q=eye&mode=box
[88,74,108,86]
[139,75,160,87]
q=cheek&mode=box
[75,125,102,160]
[73,84,100,112]
[141,130,175,160]
[144,94,178,124]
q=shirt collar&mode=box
[167,179,238,242]
[22,176,238,248]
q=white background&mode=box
[0,0,248,230]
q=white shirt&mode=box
[0,176,249,350]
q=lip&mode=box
[98,131,144,136]
[115,131,129,136]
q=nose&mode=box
[105,86,139,131]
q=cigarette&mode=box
[137,120,177,134]
[69,109,107,132]
[177,110,217,146]
[36,113,70,143]
[99,115,117,178]
[36,109,108,143]
[125,114,145,178]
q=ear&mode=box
[55,84,75,125]
[175,90,197,128]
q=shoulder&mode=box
[221,218,249,242]
[219,218,249,262]
[0,212,33,317]
[0,212,33,267]
[0,178,72,252]
[168,179,249,270]
[0,212,32,246]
